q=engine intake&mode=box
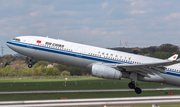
[92,64,122,79]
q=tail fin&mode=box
[168,54,178,61]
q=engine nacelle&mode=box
[92,64,122,80]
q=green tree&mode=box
[11,60,26,69]
[159,44,178,53]
[2,65,14,77]
[34,66,43,76]
[45,67,61,76]
[16,69,24,77]
[55,64,69,71]
[33,61,48,69]
[23,68,34,76]
[15,56,25,61]
[0,67,3,76]
[61,70,71,76]
[150,52,170,59]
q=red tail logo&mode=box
[173,56,176,59]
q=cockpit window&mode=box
[13,38,21,42]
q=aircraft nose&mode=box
[6,40,13,49]
[6,42,9,47]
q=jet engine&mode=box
[92,64,122,79]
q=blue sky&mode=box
[1,0,180,55]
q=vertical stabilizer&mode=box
[168,54,178,61]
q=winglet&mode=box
[168,54,178,61]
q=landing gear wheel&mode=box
[135,87,142,94]
[28,64,33,68]
[128,82,135,89]
[28,58,33,68]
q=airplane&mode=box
[6,36,180,94]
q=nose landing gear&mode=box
[28,63,33,68]
[28,58,33,68]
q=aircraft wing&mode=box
[109,54,180,77]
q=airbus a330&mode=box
[6,36,180,94]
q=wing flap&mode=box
[152,67,166,73]
[134,68,154,76]
[141,67,159,74]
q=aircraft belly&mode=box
[137,74,164,83]
[122,71,165,83]
[7,44,35,58]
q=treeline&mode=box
[111,43,180,59]
[0,55,91,77]
[139,44,180,59]
[0,43,179,77]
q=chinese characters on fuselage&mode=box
[45,42,64,47]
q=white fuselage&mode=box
[6,36,180,86]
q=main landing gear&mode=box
[128,82,142,94]
[28,58,33,68]
[128,72,142,94]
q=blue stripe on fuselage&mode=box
[6,40,126,64]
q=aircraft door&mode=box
[71,45,84,57]
[77,47,84,57]
[27,39,34,48]
[71,45,78,53]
